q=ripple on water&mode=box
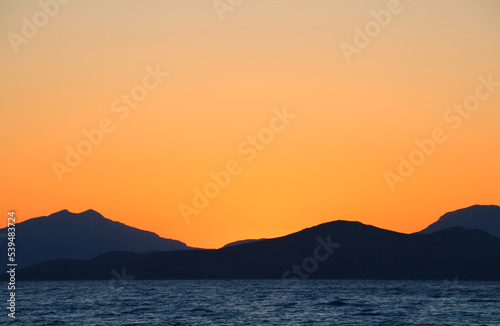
[15,280,500,326]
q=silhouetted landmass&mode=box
[221,239,267,248]
[420,205,500,238]
[7,219,500,281]
[0,209,193,268]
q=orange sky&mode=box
[1,0,499,248]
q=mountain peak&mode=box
[80,209,105,218]
[438,205,499,219]
[51,209,103,217]
[421,205,500,238]
[0,209,192,268]
[51,209,70,215]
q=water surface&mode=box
[11,280,500,325]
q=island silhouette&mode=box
[1,205,499,281]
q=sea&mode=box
[7,280,500,325]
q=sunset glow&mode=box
[1,0,499,248]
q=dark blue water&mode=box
[7,280,500,325]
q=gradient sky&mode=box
[1,0,499,248]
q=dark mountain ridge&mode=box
[221,239,267,248]
[420,205,500,238]
[8,219,500,281]
[0,209,193,268]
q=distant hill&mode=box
[420,205,500,238]
[9,220,500,281]
[221,239,267,248]
[0,209,193,268]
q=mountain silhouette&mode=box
[420,205,500,238]
[8,219,500,281]
[0,209,193,268]
[221,239,267,248]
